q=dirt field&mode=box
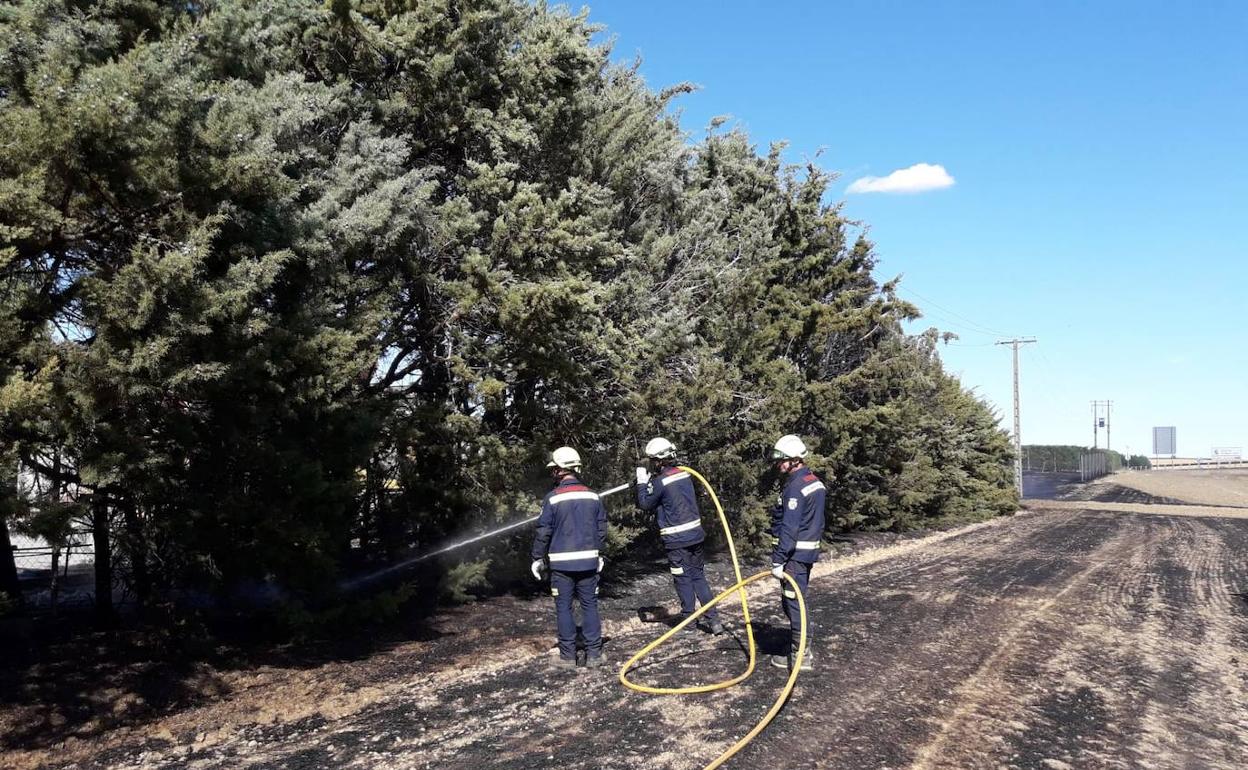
[5,474,1248,769]
[1087,468,1248,509]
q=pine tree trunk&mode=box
[122,500,150,608]
[48,545,61,617]
[92,494,114,620]
[0,514,21,610]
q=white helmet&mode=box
[546,446,582,470]
[644,437,676,460]
[771,434,808,460]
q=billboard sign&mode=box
[1152,426,1176,456]
[1212,447,1243,461]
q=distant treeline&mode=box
[1,0,1017,620]
[1023,446,1150,472]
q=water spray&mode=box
[341,481,633,592]
[342,466,809,768]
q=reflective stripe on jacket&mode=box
[770,466,827,564]
[636,466,704,548]
[532,476,608,572]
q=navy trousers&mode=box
[550,569,603,660]
[667,543,719,622]
[780,560,813,653]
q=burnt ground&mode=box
[5,488,1248,769]
[1060,479,1193,507]
[1021,471,1083,501]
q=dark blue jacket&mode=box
[636,466,704,548]
[532,476,608,572]
[770,465,826,565]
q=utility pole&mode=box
[1091,400,1113,452]
[997,337,1036,498]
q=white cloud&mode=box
[846,163,956,194]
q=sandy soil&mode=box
[1089,469,1248,509]
[1027,499,1248,520]
[5,482,1248,770]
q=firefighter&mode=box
[768,434,825,671]
[635,437,725,635]
[531,446,608,669]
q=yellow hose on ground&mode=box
[618,466,808,770]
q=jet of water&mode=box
[341,481,632,592]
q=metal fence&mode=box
[1079,452,1110,482]
[10,530,98,613]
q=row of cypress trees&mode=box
[0,0,1015,615]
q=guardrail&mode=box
[1150,458,1248,470]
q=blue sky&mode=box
[588,0,1248,459]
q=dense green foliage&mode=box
[1023,445,1126,472]
[0,0,1016,611]
[1125,454,1151,470]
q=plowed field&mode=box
[5,472,1248,769]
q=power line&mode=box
[1032,341,1060,374]
[1019,344,1063,421]
[898,287,1019,338]
[1028,344,1072,414]
[909,308,1004,342]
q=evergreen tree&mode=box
[1,0,1017,612]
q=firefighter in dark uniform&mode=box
[531,446,608,669]
[769,434,826,671]
[635,437,724,635]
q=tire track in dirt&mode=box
[67,515,1038,770]
[900,512,1248,770]
[1132,516,1248,767]
[738,511,1129,770]
[905,514,1136,770]
[163,513,1117,769]
[39,508,1248,770]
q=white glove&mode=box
[771,563,785,581]
[635,466,650,485]
[597,556,605,573]
[531,559,545,581]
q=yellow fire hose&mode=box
[618,466,808,770]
